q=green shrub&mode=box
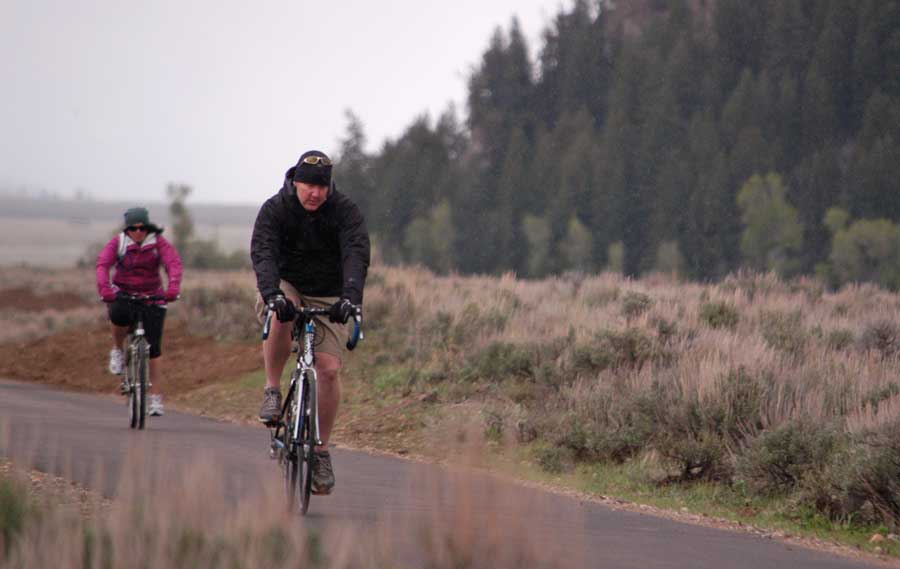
[864,382,900,412]
[185,240,250,270]
[181,286,258,341]
[860,320,900,360]
[0,476,29,558]
[621,291,653,320]
[362,298,393,331]
[652,368,772,481]
[482,408,506,442]
[737,420,841,495]
[535,445,575,474]
[826,329,855,351]
[462,342,534,382]
[699,301,740,330]
[449,303,508,347]
[653,317,678,345]
[571,329,655,374]
[815,419,900,527]
[657,431,730,482]
[422,311,453,347]
[583,287,620,308]
[373,366,414,392]
[759,310,807,356]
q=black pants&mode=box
[107,299,167,358]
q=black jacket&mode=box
[251,167,370,305]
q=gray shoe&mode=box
[148,394,164,416]
[311,450,335,495]
[258,387,282,424]
[108,348,125,375]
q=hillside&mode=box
[1,264,899,554]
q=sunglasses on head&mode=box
[301,155,332,166]
[125,225,148,232]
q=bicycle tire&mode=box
[281,381,300,512]
[136,338,148,430]
[299,372,315,515]
[126,342,138,429]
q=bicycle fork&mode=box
[297,369,323,449]
[269,370,322,459]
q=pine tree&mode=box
[336,110,374,220]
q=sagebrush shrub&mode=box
[0,475,29,557]
[182,286,258,341]
[535,445,574,474]
[650,368,774,481]
[864,382,900,412]
[826,328,855,351]
[737,420,841,495]
[461,342,534,381]
[759,310,807,356]
[621,291,653,320]
[699,301,740,330]
[860,320,900,360]
[449,303,508,347]
[571,328,655,373]
[815,419,900,527]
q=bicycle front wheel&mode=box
[126,343,138,429]
[298,372,315,515]
[281,386,300,512]
[135,338,148,430]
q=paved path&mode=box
[0,379,887,569]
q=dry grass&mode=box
[1,428,574,569]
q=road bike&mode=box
[118,293,164,430]
[262,302,362,515]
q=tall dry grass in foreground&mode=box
[0,433,576,569]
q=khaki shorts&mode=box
[255,280,349,362]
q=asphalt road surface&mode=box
[0,379,888,569]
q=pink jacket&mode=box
[95,232,183,300]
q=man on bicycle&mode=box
[96,207,183,417]
[251,149,370,495]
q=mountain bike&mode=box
[262,303,362,515]
[118,293,164,430]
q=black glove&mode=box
[328,298,354,324]
[267,294,296,323]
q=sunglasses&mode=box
[301,155,332,166]
[125,225,148,232]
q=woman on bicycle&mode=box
[95,207,183,417]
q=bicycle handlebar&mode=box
[116,293,166,303]
[261,303,364,351]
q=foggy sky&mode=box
[1,0,558,205]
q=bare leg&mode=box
[315,352,342,448]
[111,323,128,349]
[148,357,162,394]
[263,317,293,390]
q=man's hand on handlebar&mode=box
[267,293,297,323]
[328,298,355,324]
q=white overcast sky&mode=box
[1,1,562,205]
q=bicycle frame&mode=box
[272,314,322,454]
[262,301,362,513]
[118,294,163,429]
